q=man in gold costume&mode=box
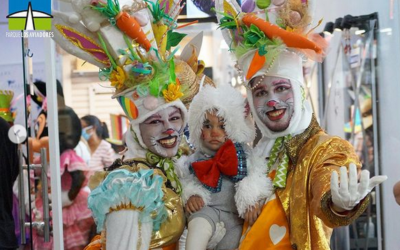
[215,0,387,249]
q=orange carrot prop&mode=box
[242,13,322,54]
[92,0,151,51]
[246,50,266,80]
[115,12,151,51]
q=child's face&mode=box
[201,111,227,152]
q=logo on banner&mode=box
[6,0,53,31]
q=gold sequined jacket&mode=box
[277,116,369,249]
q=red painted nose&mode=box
[267,100,277,107]
[164,129,174,135]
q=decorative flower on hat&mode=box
[162,83,184,103]
[109,66,127,90]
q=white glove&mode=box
[330,163,387,211]
[61,191,73,207]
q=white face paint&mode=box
[251,76,295,132]
[201,111,227,152]
[139,106,185,158]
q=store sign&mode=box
[6,0,53,31]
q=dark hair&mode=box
[81,115,109,139]
[58,106,81,153]
[101,122,110,139]
[31,80,64,106]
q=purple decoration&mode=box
[62,28,109,63]
[241,0,256,12]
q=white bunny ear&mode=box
[51,11,110,69]
[180,32,203,63]
[214,0,242,49]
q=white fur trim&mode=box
[235,150,274,217]
[174,155,191,179]
[188,84,255,152]
[180,173,211,206]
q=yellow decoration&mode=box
[109,66,127,90]
[162,84,184,103]
[152,22,168,57]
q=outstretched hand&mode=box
[330,163,387,211]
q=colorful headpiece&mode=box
[215,0,325,84]
[0,90,14,122]
[215,0,325,139]
[51,0,212,148]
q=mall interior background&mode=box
[1,0,400,249]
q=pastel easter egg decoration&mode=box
[117,95,139,120]
[143,96,159,111]
[131,61,154,83]
[241,0,256,12]
[256,0,271,9]
[272,0,286,6]
[132,12,149,27]
[289,11,302,25]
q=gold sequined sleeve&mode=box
[308,136,369,228]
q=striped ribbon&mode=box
[268,134,292,188]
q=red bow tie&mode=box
[192,140,239,188]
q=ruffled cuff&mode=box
[320,190,370,227]
[88,169,167,233]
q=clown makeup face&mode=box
[201,111,227,152]
[251,76,294,132]
[139,106,184,158]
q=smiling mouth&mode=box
[266,109,286,121]
[158,136,178,148]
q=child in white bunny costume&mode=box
[177,84,273,250]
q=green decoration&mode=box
[168,59,177,84]
[145,0,174,24]
[136,85,149,97]
[123,34,141,61]
[91,0,120,23]
[166,30,187,51]
[256,0,271,9]
[97,32,117,69]
[146,150,183,195]
[267,135,292,188]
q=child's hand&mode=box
[244,202,261,226]
[186,195,205,213]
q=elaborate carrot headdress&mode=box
[215,0,326,141]
[52,0,212,149]
[215,0,325,84]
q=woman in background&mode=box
[80,115,116,177]
[33,107,94,250]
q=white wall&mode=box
[315,1,400,249]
